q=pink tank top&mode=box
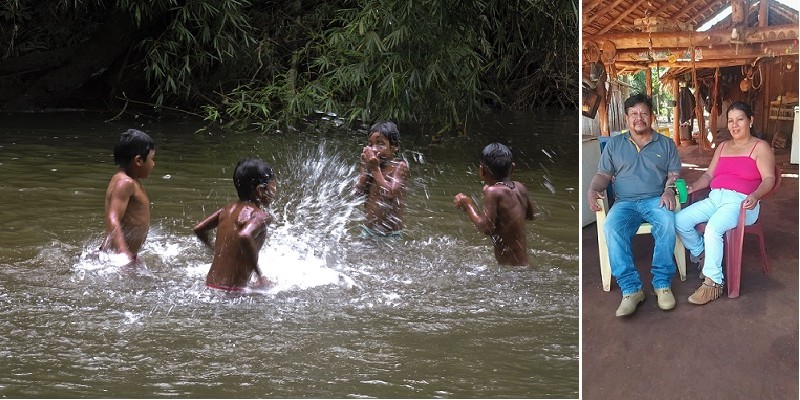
[709,141,762,195]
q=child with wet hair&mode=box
[354,121,409,239]
[454,143,537,266]
[101,129,156,266]
[194,158,277,291]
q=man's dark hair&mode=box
[480,143,513,180]
[114,129,155,165]
[233,158,275,201]
[623,93,654,115]
[369,121,400,146]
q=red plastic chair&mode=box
[692,164,782,298]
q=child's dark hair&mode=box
[233,158,275,201]
[369,121,400,146]
[480,143,513,180]
[114,129,155,165]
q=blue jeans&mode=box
[675,189,760,284]
[604,196,677,295]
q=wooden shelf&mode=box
[769,105,796,121]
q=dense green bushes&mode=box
[1,0,577,133]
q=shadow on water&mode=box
[0,110,578,398]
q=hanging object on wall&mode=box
[667,54,678,63]
[601,40,617,64]
[584,41,600,64]
[739,76,751,92]
[590,61,607,83]
[739,65,759,92]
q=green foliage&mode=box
[628,67,674,117]
[0,0,103,58]
[1,0,577,134]
[211,0,578,133]
[125,0,257,106]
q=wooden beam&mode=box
[613,40,799,62]
[584,23,799,49]
[615,58,756,69]
[584,0,628,26]
[686,0,728,28]
[596,0,651,35]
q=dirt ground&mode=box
[581,144,799,399]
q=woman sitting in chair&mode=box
[675,101,776,305]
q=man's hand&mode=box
[587,189,605,212]
[660,188,676,210]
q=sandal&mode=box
[688,277,723,305]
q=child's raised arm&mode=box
[367,157,408,199]
[454,191,498,235]
[354,161,372,196]
[193,209,222,249]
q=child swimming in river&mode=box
[194,158,276,291]
[454,143,537,266]
[354,121,409,239]
[100,129,156,266]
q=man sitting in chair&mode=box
[587,93,683,317]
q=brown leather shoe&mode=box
[688,277,723,305]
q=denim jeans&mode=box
[675,188,760,284]
[604,196,677,295]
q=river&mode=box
[0,110,578,398]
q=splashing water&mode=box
[70,141,363,293]
[258,141,363,291]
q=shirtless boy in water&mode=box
[101,129,156,265]
[354,121,409,239]
[454,143,537,266]
[193,158,276,291]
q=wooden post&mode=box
[758,0,769,27]
[759,63,773,142]
[645,67,653,97]
[673,78,681,146]
[731,0,746,25]
[709,67,720,146]
[691,47,710,149]
[597,64,610,136]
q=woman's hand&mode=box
[742,195,759,210]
